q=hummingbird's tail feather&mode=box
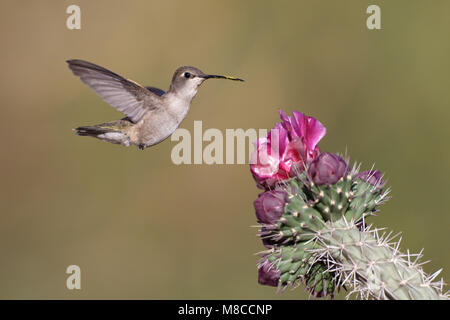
[74,120,132,147]
[74,125,110,136]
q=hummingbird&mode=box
[66,59,244,150]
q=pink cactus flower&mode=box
[250,110,326,189]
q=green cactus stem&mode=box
[256,166,448,299]
[310,217,448,300]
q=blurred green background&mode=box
[0,0,448,299]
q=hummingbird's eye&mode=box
[183,72,191,79]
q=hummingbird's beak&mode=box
[202,74,244,82]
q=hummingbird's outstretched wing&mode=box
[66,59,161,123]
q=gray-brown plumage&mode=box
[67,59,243,150]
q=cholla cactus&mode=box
[251,110,448,300]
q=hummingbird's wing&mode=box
[67,59,161,123]
[145,86,165,96]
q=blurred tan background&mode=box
[0,0,449,299]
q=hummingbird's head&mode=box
[169,66,244,100]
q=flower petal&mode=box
[293,111,326,151]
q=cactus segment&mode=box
[256,166,448,300]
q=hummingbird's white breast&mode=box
[134,92,194,147]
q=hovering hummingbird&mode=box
[66,59,244,150]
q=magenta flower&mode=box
[258,258,280,287]
[254,190,287,225]
[250,110,326,189]
[308,152,348,186]
[358,170,384,188]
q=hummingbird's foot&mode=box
[138,144,145,150]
